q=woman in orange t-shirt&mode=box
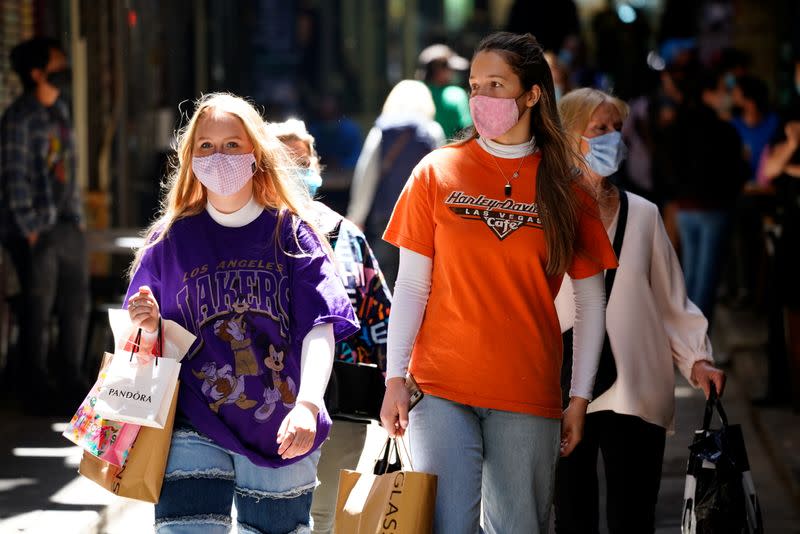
[380,32,617,533]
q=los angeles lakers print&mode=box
[445,190,542,240]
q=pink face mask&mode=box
[469,94,526,139]
[192,152,256,196]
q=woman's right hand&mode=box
[381,377,410,437]
[127,285,160,333]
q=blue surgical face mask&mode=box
[582,131,627,177]
[292,167,323,196]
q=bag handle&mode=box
[373,437,401,475]
[373,437,415,474]
[129,328,143,359]
[380,130,414,175]
[395,435,415,471]
[128,318,164,364]
[604,189,629,298]
[702,382,729,431]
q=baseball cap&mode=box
[417,44,470,71]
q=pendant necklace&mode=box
[489,141,535,197]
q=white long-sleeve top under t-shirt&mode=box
[555,191,713,431]
[205,198,335,410]
[386,136,608,402]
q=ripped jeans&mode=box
[155,425,321,534]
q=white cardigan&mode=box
[555,191,713,432]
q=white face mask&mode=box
[192,152,256,196]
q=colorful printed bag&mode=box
[62,352,141,467]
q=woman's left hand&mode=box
[277,401,319,459]
[561,397,589,457]
[691,360,727,399]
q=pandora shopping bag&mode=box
[94,325,180,428]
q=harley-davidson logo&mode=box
[445,191,542,240]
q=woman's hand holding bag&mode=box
[128,285,160,333]
[380,377,410,437]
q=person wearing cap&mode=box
[417,43,473,140]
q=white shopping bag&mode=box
[94,327,181,428]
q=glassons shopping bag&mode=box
[335,437,437,534]
[78,383,178,503]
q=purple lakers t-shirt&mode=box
[127,209,359,467]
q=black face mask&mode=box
[46,68,72,93]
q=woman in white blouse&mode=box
[553,88,727,534]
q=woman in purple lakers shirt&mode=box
[126,93,359,534]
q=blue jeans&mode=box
[676,210,730,320]
[155,426,321,534]
[407,394,561,534]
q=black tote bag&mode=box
[681,384,763,533]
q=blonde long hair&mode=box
[381,80,437,119]
[268,118,321,173]
[558,87,629,163]
[458,32,582,276]
[130,93,320,276]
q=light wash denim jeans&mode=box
[154,425,321,534]
[676,210,730,321]
[407,394,561,534]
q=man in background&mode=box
[417,44,472,140]
[0,37,88,411]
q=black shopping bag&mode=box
[681,385,763,533]
[324,361,385,422]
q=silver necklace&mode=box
[489,144,535,197]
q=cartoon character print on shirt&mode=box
[444,190,542,240]
[254,345,297,422]
[213,295,260,376]
[192,361,259,413]
[179,258,293,419]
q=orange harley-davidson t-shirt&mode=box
[383,139,617,419]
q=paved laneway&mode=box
[2,303,799,533]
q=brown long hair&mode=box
[129,93,321,277]
[460,32,580,275]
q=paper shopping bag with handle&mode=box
[334,437,437,534]
[78,382,178,503]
